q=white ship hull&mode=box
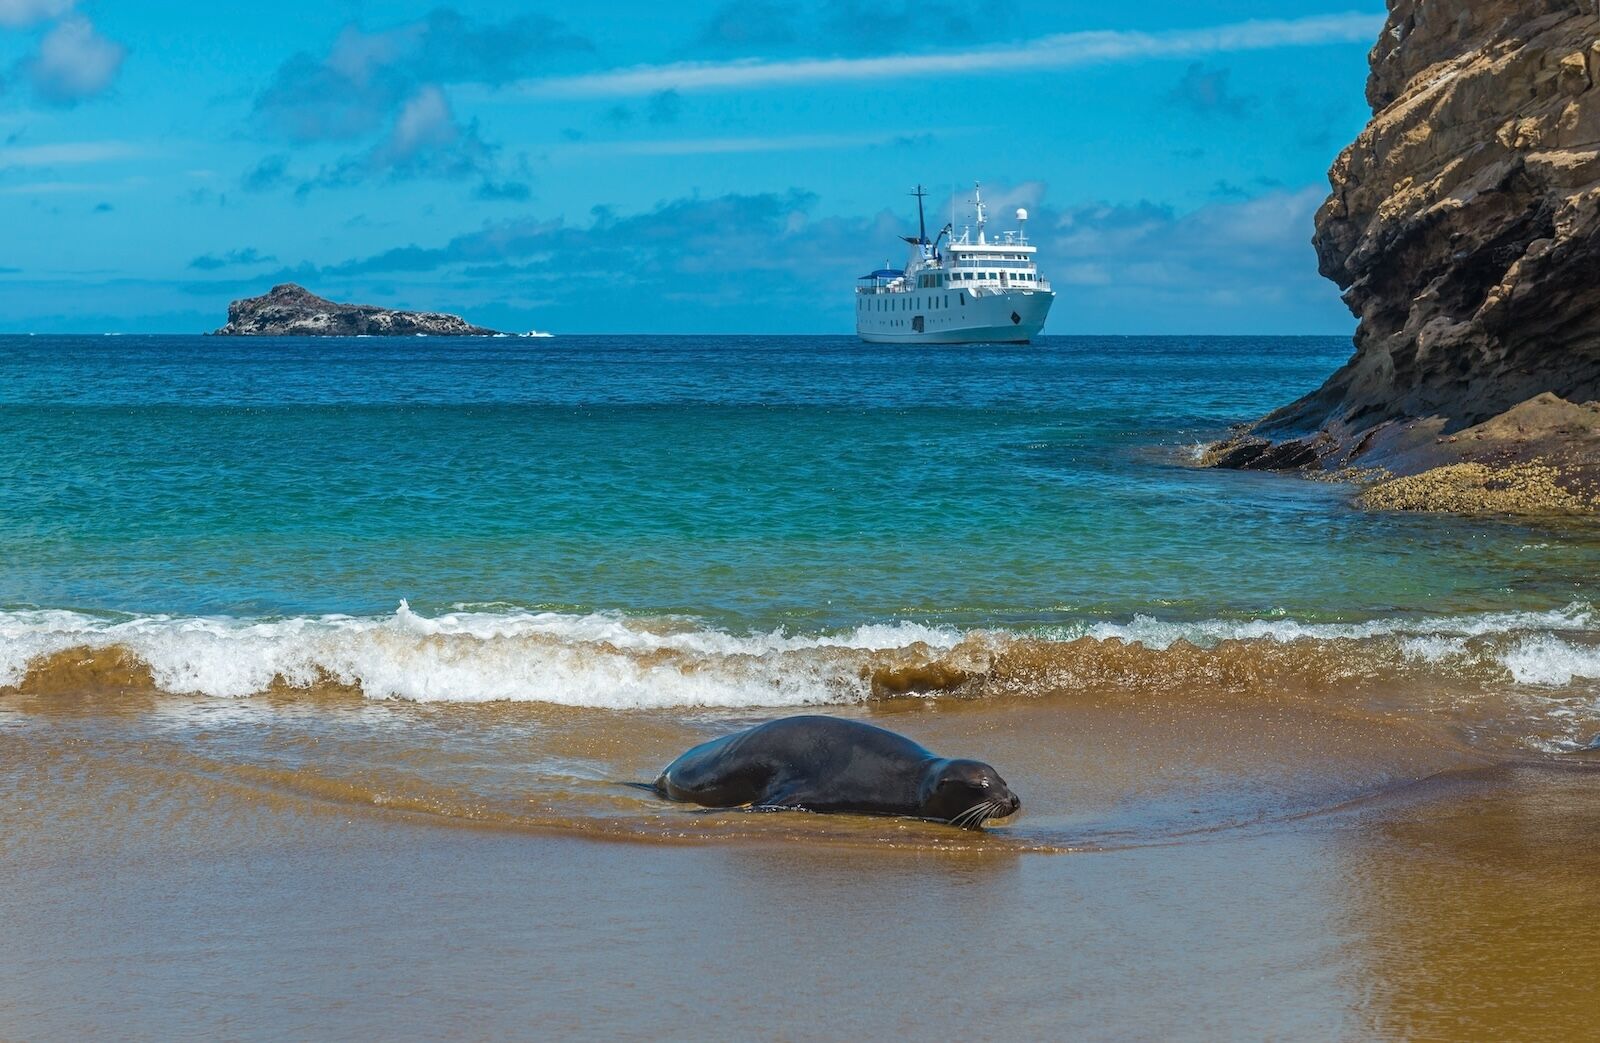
[856,287,1053,344]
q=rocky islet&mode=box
[212,283,500,336]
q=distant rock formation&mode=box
[212,284,499,336]
[1210,0,1600,512]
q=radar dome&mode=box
[1016,208,1029,221]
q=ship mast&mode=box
[910,184,928,244]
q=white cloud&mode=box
[554,130,954,158]
[386,86,459,159]
[524,13,1383,97]
[26,15,126,105]
[1048,186,1329,295]
[0,179,123,194]
[0,0,71,29]
[0,140,142,168]
[296,85,496,191]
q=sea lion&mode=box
[651,715,1021,829]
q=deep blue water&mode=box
[2,334,1596,628]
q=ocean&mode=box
[3,334,1597,695]
[5,333,1600,1037]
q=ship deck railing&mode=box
[856,281,1053,295]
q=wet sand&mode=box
[5,685,1599,1039]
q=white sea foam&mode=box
[1499,634,1600,686]
[1,601,1596,706]
[1062,602,1597,649]
[0,602,964,707]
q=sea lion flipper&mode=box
[617,781,664,797]
[754,781,812,810]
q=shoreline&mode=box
[1205,394,1600,517]
[6,687,1599,1038]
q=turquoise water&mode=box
[3,334,1600,710]
[3,334,1595,627]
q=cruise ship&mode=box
[856,184,1053,344]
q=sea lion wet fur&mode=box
[652,715,1020,829]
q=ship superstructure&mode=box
[855,183,1053,344]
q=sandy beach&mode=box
[5,684,1599,1039]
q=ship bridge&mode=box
[856,185,1051,296]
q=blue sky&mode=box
[0,2,1382,334]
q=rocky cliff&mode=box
[1211,0,1600,510]
[213,284,500,336]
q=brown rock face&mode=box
[213,284,500,336]
[1218,0,1600,474]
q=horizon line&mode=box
[0,330,1358,339]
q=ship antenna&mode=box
[910,184,928,244]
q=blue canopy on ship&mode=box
[859,269,903,280]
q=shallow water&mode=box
[3,334,1599,1036]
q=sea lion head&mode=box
[917,758,1021,829]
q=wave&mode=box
[1,601,1598,707]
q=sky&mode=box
[0,2,1384,334]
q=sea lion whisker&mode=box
[950,805,981,828]
[955,802,993,829]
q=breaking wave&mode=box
[2,600,1598,707]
